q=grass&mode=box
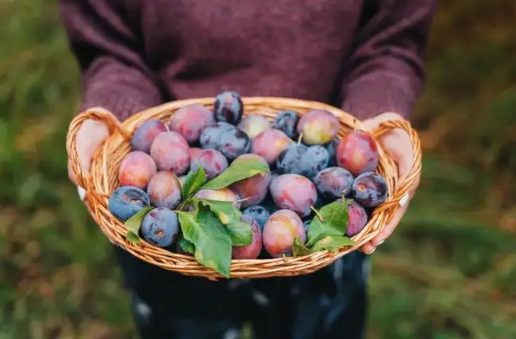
[1,0,516,338]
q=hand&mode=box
[359,112,420,254]
[67,107,110,200]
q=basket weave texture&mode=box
[66,97,422,280]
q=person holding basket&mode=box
[61,0,434,338]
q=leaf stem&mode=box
[297,133,303,144]
[310,205,324,222]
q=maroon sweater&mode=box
[59,0,435,122]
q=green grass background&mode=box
[1,1,516,338]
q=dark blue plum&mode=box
[276,144,329,179]
[325,139,340,166]
[213,91,244,125]
[302,146,329,178]
[216,128,251,160]
[109,186,150,221]
[199,122,236,150]
[314,167,354,200]
[273,110,300,139]
[276,144,306,175]
[352,172,388,207]
[141,207,179,248]
[243,205,271,230]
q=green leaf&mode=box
[307,219,342,246]
[307,200,351,246]
[182,167,207,201]
[126,231,141,244]
[292,237,311,256]
[193,198,241,225]
[192,198,252,246]
[177,209,232,277]
[311,235,355,253]
[227,220,253,246]
[201,157,269,190]
[318,199,352,232]
[178,235,195,254]
[124,206,153,242]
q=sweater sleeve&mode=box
[59,0,162,121]
[340,0,436,120]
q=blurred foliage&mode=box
[0,0,515,338]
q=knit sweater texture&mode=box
[59,0,436,122]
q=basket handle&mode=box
[371,120,422,210]
[66,108,125,194]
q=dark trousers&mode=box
[115,247,369,339]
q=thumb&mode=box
[68,107,111,190]
[76,119,110,172]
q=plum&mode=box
[169,104,215,144]
[243,205,271,230]
[325,139,340,167]
[273,110,300,139]
[194,188,241,209]
[352,172,388,207]
[314,167,354,200]
[216,128,251,160]
[189,147,203,163]
[251,129,293,166]
[297,109,339,145]
[270,174,318,217]
[119,151,157,189]
[131,119,168,153]
[276,144,305,175]
[238,114,271,139]
[147,171,182,209]
[263,209,306,257]
[230,154,271,208]
[336,130,379,176]
[190,149,228,180]
[302,146,330,178]
[344,201,368,237]
[276,144,329,179]
[109,186,150,221]
[213,91,244,125]
[232,215,263,259]
[150,131,190,175]
[199,122,236,150]
[141,207,179,248]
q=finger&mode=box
[76,119,110,172]
[380,130,413,180]
[359,241,377,255]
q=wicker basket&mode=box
[66,97,422,280]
